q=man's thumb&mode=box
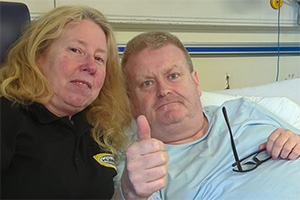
[259,142,267,150]
[137,115,151,141]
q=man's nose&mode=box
[157,81,172,97]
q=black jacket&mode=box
[1,97,116,199]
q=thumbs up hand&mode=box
[120,115,169,200]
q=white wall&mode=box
[3,0,300,91]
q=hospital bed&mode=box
[118,77,300,183]
[201,77,300,129]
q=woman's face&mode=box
[37,19,108,117]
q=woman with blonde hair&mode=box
[0,5,131,199]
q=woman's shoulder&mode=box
[1,96,24,112]
[0,97,29,124]
[1,96,14,106]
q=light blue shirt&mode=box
[159,98,300,200]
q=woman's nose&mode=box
[80,56,97,75]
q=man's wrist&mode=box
[119,181,126,200]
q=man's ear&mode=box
[191,71,202,97]
[127,91,138,118]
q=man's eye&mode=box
[142,81,152,87]
[169,73,179,79]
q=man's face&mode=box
[125,44,203,141]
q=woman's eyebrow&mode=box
[71,39,108,55]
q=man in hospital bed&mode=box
[114,31,300,200]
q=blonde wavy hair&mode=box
[0,5,131,159]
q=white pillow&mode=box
[215,78,300,106]
[201,91,300,130]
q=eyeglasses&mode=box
[222,107,271,172]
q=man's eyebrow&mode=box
[163,65,181,73]
[135,73,153,80]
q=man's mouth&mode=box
[156,101,178,110]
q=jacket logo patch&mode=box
[93,153,116,170]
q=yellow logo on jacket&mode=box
[93,153,116,171]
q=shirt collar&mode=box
[27,103,92,133]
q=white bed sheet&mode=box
[215,78,300,105]
[201,78,300,130]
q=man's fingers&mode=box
[279,137,297,159]
[266,128,300,160]
[130,175,167,198]
[266,128,286,159]
[142,151,169,170]
[125,141,169,199]
[287,143,300,160]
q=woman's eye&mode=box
[70,48,80,53]
[95,57,104,63]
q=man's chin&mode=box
[158,113,184,125]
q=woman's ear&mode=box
[35,52,43,68]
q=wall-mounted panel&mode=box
[56,0,299,27]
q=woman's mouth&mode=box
[72,80,91,89]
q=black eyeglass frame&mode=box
[231,149,271,172]
[222,106,271,173]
